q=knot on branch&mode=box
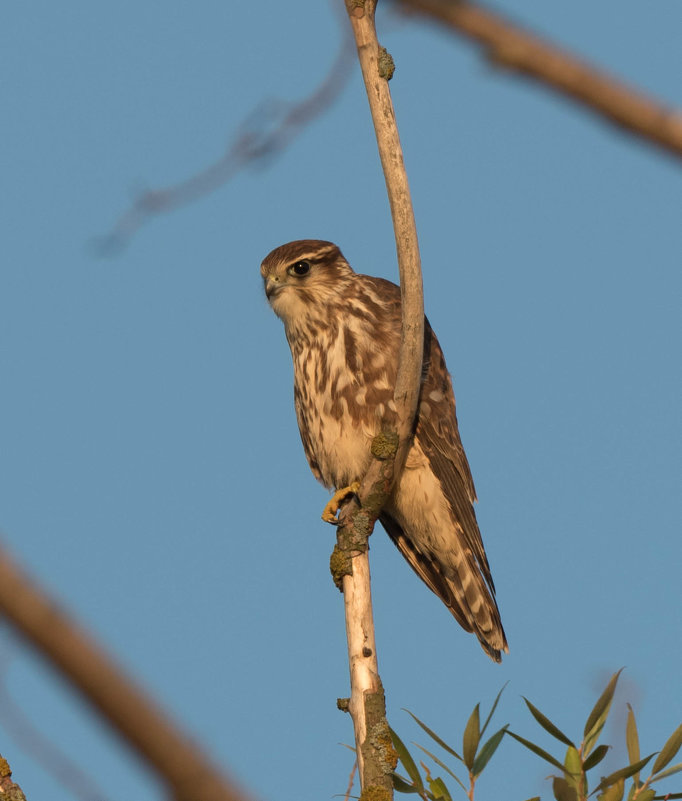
[338,507,372,549]
[377,47,395,81]
[330,543,353,590]
[337,697,351,713]
[330,507,375,589]
[345,0,366,17]
[370,431,399,460]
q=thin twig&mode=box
[97,26,355,253]
[398,0,682,161]
[343,759,358,801]
[0,543,253,801]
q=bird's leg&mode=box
[321,481,361,524]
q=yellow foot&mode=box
[321,481,361,524]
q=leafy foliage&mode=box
[392,672,682,801]
[508,670,682,801]
[391,685,508,800]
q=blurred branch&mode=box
[397,0,682,161]
[98,2,682,258]
[97,27,354,253]
[0,544,253,801]
[333,0,423,796]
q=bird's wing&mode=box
[378,510,473,633]
[380,508,504,661]
[415,324,496,590]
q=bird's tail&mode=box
[380,512,508,662]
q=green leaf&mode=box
[427,776,453,801]
[462,704,480,771]
[625,704,640,771]
[597,777,624,801]
[523,697,576,748]
[584,744,610,771]
[565,745,582,781]
[594,754,656,793]
[553,776,578,801]
[506,730,568,773]
[522,798,541,801]
[651,723,682,774]
[650,760,682,782]
[404,710,464,763]
[391,727,425,792]
[393,772,422,795]
[413,743,468,794]
[634,791,655,801]
[480,682,509,739]
[584,670,624,755]
[473,725,508,777]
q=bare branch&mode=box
[99,0,682,258]
[333,0,424,795]
[97,28,355,253]
[0,543,254,801]
[398,0,682,161]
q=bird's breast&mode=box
[289,324,397,489]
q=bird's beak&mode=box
[264,276,281,299]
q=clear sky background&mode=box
[2,2,680,800]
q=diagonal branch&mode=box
[0,544,253,801]
[332,0,424,796]
[97,27,355,253]
[398,0,682,161]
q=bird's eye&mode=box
[289,260,311,277]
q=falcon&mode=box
[261,239,508,661]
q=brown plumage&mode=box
[261,240,508,661]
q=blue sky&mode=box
[1,2,680,800]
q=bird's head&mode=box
[260,240,354,330]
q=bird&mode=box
[261,239,508,661]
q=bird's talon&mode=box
[321,481,361,524]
